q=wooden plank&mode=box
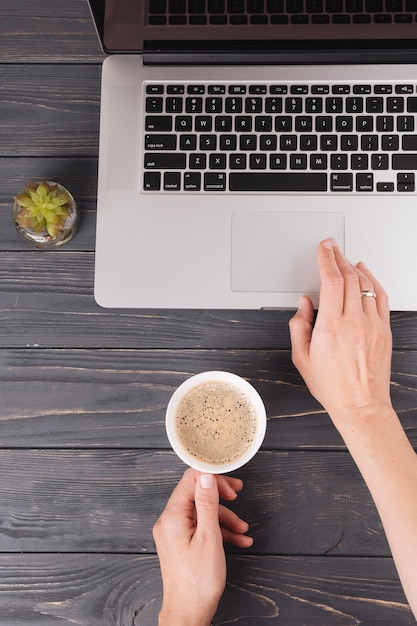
[0,251,293,348]
[1,0,95,18]
[0,448,393,555]
[1,251,417,348]
[1,348,416,449]
[0,158,99,203]
[0,553,413,625]
[0,66,101,156]
[0,4,104,63]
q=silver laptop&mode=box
[89,0,417,310]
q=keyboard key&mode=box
[180,134,197,150]
[351,154,368,169]
[146,97,163,113]
[306,97,323,113]
[377,115,394,131]
[230,153,247,168]
[356,173,373,191]
[270,154,287,169]
[392,154,417,169]
[396,84,414,94]
[145,134,177,150]
[200,134,217,150]
[145,116,172,131]
[371,154,389,169]
[381,135,399,150]
[290,154,308,169]
[330,173,353,191]
[377,182,395,191]
[331,154,348,169]
[164,172,181,190]
[310,153,328,169]
[366,97,384,113]
[250,153,267,169]
[186,97,203,112]
[209,153,227,168]
[397,116,414,131]
[229,172,327,191]
[326,97,343,113]
[387,97,404,112]
[407,97,417,112]
[204,172,226,190]
[144,172,161,190]
[184,172,202,191]
[189,153,207,169]
[146,84,164,94]
[144,153,186,169]
[403,135,417,150]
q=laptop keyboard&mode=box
[143,81,417,193]
[147,0,417,25]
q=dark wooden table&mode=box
[1,2,417,624]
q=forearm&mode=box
[333,405,417,618]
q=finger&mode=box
[194,474,222,541]
[220,525,254,548]
[354,263,378,312]
[219,505,253,547]
[216,475,243,501]
[163,468,200,514]
[316,238,345,318]
[331,244,370,316]
[218,503,250,535]
[289,295,314,369]
[357,261,390,322]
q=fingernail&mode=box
[358,261,368,271]
[200,474,215,489]
[322,237,338,250]
[298,296,305,310]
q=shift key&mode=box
[392,154,417,170]
[144,153,186,169]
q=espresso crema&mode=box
[174,380,258,465]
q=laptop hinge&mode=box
[143,49,417,65]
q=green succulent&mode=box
[14,181,72,239]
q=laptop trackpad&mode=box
[231,211,345,293]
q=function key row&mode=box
[146,96,417,114]
[146,83,417,95]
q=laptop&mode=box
[89,0,417,310]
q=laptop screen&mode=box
[95,0,417,61]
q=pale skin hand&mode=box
[290,238,417,619]
[153,468,253,626]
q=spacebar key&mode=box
[229,172,327,192]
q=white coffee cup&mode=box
[165,371,267,474]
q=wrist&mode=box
[328,402,409,458]
[328,401,396,438]
[158,607,213,626]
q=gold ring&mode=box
[361,290,377,298]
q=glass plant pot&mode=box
[13,181,79,249]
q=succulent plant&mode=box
[14,180,73,239]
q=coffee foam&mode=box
[174,380,258,465]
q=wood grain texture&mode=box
[1,0,417,622]
[0,1,105,63]
[0,449,392,555]
[1,252,417,350]
[0,554,413,625]
[0,348,416,448]
[0,66,101,156]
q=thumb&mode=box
[194,474,221,538]
[289,296,315,367]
